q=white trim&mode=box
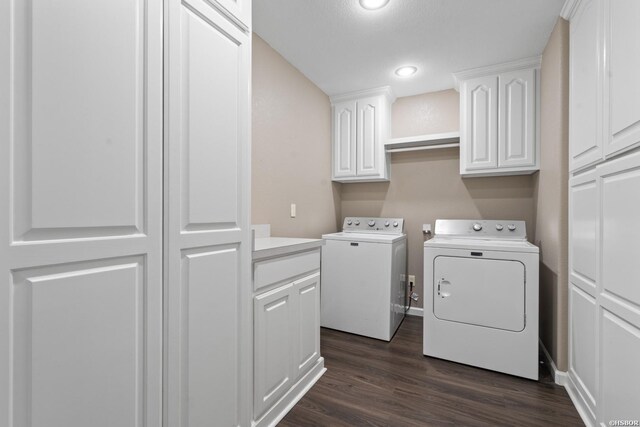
[387,143,460,153]
[385,131,460,152]
[452,56,542,91]
[539,339,568,386]
[565,374,597,427]
[407,306,424,317]
[203,0,250,33]
[560,0,582,20]
[329,86,396,104]
[252,358,326,427]
[539,340,596,426]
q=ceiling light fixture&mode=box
[395,66,417,77]
[359,0,390,10]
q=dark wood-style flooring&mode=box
[280,316,583,426]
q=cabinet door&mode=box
[293,273,321,378]
[569,0,603,172]
[165,0,252,426]
[332,100,357,179]
[605,0,640,157]
[460,76,499,172]
[254,284,295,418]
[356,96,384,177]
[498,69,536,168]
[568,168,599,418]
[0,0,163,425]
[597,150,640,423]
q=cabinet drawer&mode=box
[254,249,320,291]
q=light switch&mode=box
[290,203,296,218]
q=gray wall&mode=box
[252,34,341,238]
[534,17,570,371]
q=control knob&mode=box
[495,224,504,231]
[384,221,390,227]
[473,223,483,231]
[368,220,376,227]
[507,224,516,231]
[346,219,352,225]
[393,221,399,227]
[354,220,360,226]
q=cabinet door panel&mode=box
[254,284,295,418]
[293,273,321,378]
[499,69,536,168]
[569,285,597,410]
[601,310,640,423]
[599,151,640,309]
[356,96,383,177]
[1,0,163,424]
[569,170,598,294]
[461,76,498,172]
[182,248,241,427]
[333,101,357,178]
[606,0,640,157]
[165,0,251,425]
[569,0,603,171]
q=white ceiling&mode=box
[253,0,564,97]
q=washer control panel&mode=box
[434,219,527,240]
[342,217,404,234]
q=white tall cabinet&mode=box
[0,0,252,426]
[0,1,164,425]
[566,0,640,425]
[165,0,252,425]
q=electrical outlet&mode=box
[408,275,415,289]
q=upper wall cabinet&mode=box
[330,87,395,183]
[569,0,603,172]
[568,0,640,173]
[605,0,640,157]
[455,58,540,177]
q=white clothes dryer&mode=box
[423,219,539,380]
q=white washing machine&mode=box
[321,217,407,341]
[423,219,539,380]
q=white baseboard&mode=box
[538,341,595,427]
[538,339,568,386]
[253,357,326,427]
[564,374,596,427]
[406,306,424,317]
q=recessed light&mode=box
[359,0,390,10]
[395,66,417,77]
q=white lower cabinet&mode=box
[254,284,296,418]
[567,150,640,426]
[293,274,321,377]
[252,248,324,427]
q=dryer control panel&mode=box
[434,219,527,240]
[342,217,404,234]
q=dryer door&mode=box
[433,256,525,332]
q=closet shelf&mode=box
[385,131,460,153]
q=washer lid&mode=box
[322,232,406,244]
[424,236,539,253]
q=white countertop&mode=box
[253,237,323,261]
